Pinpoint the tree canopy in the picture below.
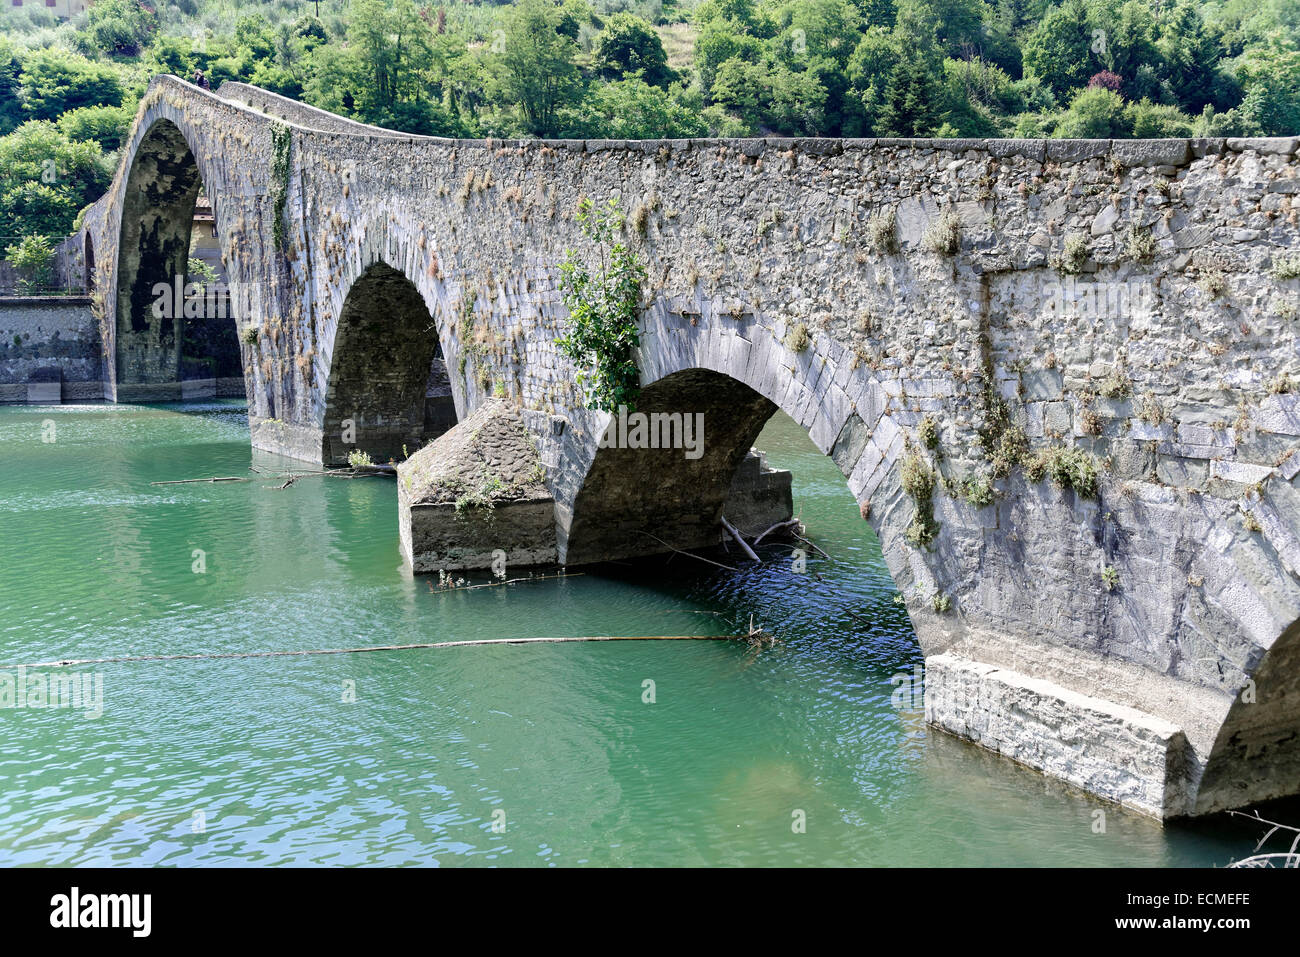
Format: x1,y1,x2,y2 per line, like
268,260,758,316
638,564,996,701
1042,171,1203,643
0,0,1296,243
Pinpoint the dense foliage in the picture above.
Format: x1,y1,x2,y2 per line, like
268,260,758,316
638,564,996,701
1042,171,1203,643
0,0,1298,243
556,198,646,413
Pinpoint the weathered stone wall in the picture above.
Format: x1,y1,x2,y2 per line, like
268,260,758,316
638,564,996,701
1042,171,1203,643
74,75,1300,817
0,298,102,402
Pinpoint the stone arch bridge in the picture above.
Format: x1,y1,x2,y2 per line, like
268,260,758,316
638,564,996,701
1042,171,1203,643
66,75,1300,821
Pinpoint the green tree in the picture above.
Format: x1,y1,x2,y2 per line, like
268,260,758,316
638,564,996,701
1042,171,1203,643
146,36,198,78
846,26,903,134
1093,0,1159,89
0,121,112,238
778,0,862,68
294,16,330,48
77,0,158,58
1156,0,1222,112
1234,31,1300,135
557,198,646,413
234,14,276,62
1054,85,1128,137
903,0,988,58
1126,98,1194,137
878,55,943,136
18,49,124,121
582,78,706,138
57,105,132,153
491,0,585,137
347,0,435,113
4,235,57,294
710,58,767,126
594,13,677,89
943,56,1018,136
0,39,22,136
1,183,77,239
1022,0,1096,97
695,22,765,95
765,64,830,135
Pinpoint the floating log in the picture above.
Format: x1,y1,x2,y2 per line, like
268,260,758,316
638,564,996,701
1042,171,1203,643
150,476,249,486
2,634,748,670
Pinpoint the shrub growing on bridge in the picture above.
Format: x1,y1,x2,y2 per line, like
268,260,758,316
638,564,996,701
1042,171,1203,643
901,450,939,549
556,197,645,414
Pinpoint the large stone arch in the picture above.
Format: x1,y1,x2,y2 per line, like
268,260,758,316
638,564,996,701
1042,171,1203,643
319,260,454,466
113,115,234,399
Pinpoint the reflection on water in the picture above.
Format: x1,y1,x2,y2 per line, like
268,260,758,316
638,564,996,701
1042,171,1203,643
0,401,1284,865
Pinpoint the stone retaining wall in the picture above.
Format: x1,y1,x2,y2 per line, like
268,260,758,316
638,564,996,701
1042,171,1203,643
0,297,101,402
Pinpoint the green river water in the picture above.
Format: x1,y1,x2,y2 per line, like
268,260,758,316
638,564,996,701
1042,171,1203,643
0,400,1270,866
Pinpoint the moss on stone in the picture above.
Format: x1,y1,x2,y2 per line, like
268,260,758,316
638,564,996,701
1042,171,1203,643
901,450,940,548
269,124,292,251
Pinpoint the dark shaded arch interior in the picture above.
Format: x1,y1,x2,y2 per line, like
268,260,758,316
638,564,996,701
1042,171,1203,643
562,368,778,566
322,262,449,466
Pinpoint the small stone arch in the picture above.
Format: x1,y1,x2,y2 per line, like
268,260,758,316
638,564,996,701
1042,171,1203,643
561,367,781,565
320,260,455,466
83,233,95,294
557,340,933,635
1193,618,1300,814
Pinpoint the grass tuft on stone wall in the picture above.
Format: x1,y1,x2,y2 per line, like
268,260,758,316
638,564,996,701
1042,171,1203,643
922,211,961,255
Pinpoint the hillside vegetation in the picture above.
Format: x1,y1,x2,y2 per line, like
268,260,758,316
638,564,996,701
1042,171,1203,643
0,0,1298,245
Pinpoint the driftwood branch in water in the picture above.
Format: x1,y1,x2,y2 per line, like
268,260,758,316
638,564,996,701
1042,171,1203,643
3,634,746,670
429,571,585,592
719,514,760,563
635,531,738,572
151,476,249,486
753,517,801,546
793,531,833,562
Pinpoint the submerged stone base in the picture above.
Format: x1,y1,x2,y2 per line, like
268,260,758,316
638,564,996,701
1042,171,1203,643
0,381,91,403
250,415,327,464
401,497,557,573
925,653,1194,818
723,450,794,537
398,398,557,573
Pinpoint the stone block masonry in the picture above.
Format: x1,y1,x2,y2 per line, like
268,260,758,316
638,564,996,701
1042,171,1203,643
398,399,557,572
0,298,101,403
69,74,1300,818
